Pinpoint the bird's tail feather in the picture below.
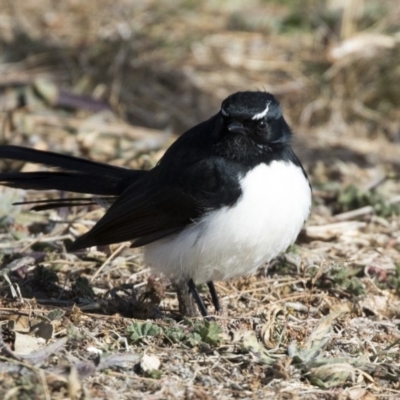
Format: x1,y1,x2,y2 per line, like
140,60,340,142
0,145,145,196
12,197,107,211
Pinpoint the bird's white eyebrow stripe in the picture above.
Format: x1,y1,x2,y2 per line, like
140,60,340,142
252,101,271,120
221,108,228,116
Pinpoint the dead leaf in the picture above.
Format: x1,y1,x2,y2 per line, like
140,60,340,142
346,388,377,400
30,320,54,340
241,331,275,365
7,315,31,333
293,305,350,365
260,304,286,349
308,363,355,388
14,332,46,354
18,337,68,364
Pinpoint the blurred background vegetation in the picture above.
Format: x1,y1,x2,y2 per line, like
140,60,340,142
0,0,399,135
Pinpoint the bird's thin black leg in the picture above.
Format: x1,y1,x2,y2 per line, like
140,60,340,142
207,281,222,312
187,279,208,317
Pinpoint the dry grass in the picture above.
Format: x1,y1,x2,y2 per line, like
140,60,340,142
1,0,400,399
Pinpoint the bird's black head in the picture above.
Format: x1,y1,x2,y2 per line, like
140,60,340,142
219,91,292,151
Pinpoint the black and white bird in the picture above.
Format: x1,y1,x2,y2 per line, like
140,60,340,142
0,91,312,317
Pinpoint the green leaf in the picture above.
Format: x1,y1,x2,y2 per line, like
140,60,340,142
185,332,202,347
336,184,400,217
342,277,365,296
193,320,223,346
126,321,161,343
164,326,186,343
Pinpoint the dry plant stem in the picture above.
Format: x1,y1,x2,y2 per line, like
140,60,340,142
175,281,199,318
333,206,374,221
90,243,127,282
332,195,400,222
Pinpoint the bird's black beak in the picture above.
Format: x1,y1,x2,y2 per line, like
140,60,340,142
228,121,247,135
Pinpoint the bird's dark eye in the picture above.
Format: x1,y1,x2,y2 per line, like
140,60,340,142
257,120,268,131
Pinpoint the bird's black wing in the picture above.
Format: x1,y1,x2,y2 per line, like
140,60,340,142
69,156,243,250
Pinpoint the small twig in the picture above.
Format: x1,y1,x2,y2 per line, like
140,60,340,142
333,205,374,221
332,194,400,222
304,221,366,240
364,174,387,191
90,243,127,282
128,268,151,282
380,338,400,353
2,273,19,300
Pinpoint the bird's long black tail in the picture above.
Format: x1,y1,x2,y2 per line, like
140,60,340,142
0,145,146,208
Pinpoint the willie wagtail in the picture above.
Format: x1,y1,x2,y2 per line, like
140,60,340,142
0,91,312,317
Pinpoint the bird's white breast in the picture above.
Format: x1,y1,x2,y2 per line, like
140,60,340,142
144,161,311,283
